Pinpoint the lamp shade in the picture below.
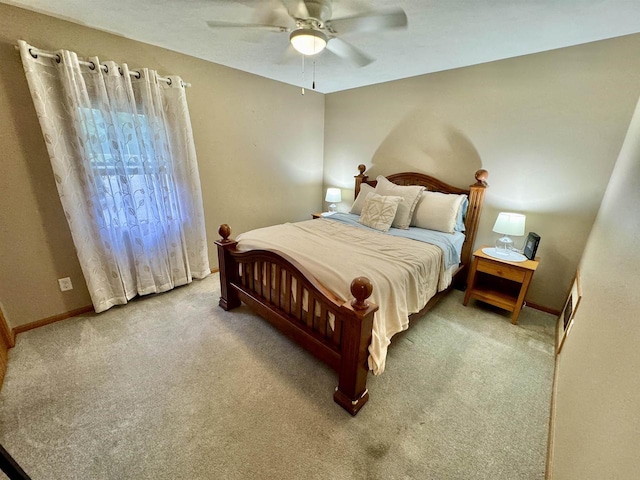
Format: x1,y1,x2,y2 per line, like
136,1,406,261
325,188,342,203
492,212,526,236
290,29,328,55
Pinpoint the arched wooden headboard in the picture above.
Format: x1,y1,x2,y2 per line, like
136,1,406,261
353,164,488,272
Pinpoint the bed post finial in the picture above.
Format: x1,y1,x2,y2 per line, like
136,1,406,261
350,276,373,310
219,224,232,242
354,165,368,200
474,169,489,187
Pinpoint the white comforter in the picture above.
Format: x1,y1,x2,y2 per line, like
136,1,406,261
236,218,446,375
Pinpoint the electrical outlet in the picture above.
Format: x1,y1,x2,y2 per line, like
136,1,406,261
58,277,73,292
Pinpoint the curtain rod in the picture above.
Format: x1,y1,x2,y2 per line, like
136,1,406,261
14,45,191,88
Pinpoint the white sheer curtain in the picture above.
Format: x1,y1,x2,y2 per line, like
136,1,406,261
19,40,210,313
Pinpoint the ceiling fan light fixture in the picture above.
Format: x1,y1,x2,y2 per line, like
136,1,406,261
290,28,328,56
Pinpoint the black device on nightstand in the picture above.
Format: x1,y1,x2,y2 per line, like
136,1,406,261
523,232,541,260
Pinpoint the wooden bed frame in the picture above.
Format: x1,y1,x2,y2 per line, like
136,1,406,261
215,165,488,415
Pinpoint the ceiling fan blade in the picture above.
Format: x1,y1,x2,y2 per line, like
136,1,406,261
253,0,297,28
326,8,408,35
325,37,373,67
280,0,310,19
206,20,290,32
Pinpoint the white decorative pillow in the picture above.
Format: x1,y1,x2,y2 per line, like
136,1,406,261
349,183,375,215
374,176,424,229
359,193,403,232
411,191,465,233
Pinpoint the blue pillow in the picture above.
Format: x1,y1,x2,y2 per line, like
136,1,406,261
454,196,469,232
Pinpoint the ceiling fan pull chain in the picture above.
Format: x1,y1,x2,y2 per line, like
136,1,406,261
312,58,316,90
301,54,305,95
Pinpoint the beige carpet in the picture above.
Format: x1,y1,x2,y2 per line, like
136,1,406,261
0,274,555,479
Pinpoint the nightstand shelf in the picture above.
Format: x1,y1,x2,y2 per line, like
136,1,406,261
468,284,520,311
463,247,539,324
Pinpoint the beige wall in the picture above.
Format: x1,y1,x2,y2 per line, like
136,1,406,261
324,35,640,310
550,90,640,479
0,4,325,328
1,4,639,323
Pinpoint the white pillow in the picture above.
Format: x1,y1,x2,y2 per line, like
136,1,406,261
412,191,465,233
374,176,424,229
350,183,375,215
359,193,403,232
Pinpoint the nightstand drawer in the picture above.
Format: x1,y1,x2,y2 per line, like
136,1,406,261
477,259,526,282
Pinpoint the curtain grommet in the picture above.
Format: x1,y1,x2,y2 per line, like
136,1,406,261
29,48,38,59
167,77,172,86
89,61,96,71
55,54,61,64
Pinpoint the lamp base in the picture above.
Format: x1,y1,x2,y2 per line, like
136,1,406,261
482,247,527,262
328,203,337,213
495,235,514,252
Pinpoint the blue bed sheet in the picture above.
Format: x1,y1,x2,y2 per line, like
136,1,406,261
321,212,464,270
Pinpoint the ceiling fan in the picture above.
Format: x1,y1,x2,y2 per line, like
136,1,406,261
206,0,408,67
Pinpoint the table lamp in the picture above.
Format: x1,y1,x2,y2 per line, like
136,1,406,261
484,212,527,261
325,188,342,213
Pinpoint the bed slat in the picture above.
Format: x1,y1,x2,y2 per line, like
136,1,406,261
275,265,282,307
284,271,292,315
305,292,314,329
295,280,303,322
318,304,328,337
266,262,272,302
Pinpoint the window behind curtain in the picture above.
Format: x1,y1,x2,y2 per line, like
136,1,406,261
80,107,178,231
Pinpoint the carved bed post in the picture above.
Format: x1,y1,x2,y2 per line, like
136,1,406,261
333,277,378,416
215,224,241,311
459,170,488,284
354,164,368,199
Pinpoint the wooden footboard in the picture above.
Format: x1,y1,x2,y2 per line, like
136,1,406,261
214,166,488,415
215,224,378,415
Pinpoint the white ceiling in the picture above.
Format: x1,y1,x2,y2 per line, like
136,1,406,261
5,0,640,93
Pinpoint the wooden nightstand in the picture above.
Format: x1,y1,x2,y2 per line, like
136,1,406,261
312,212,338,219
463,247,539,324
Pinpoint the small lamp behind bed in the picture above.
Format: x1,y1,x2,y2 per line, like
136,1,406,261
325,188,342,213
